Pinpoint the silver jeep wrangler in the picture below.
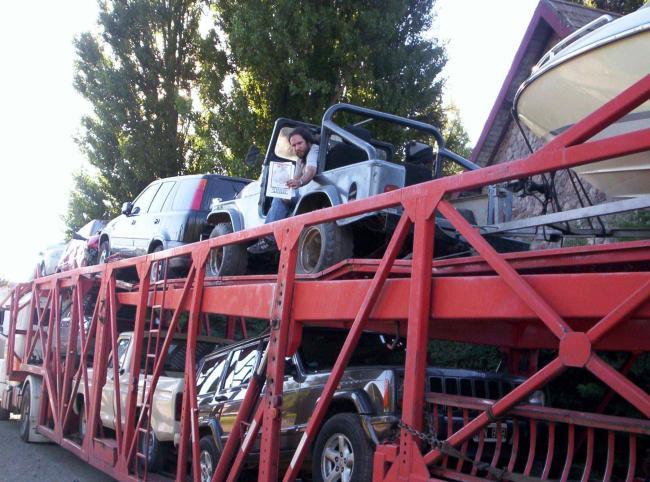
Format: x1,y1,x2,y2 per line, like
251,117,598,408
205,103,481,276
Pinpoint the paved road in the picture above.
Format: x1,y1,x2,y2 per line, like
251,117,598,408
0,416,113,482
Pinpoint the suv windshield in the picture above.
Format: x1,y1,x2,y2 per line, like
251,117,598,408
298,329,405,372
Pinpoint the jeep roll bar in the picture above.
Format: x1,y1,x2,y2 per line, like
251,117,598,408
320,103,480,178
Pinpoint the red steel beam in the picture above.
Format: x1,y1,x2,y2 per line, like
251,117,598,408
258,224,302,482
283,212,412,482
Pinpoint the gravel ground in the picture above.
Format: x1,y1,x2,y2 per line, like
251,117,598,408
0,416,113,482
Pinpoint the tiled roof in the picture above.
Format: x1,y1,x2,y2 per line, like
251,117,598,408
470,0,620,167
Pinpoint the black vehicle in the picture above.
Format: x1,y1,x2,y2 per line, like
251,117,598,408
194,328,543,482
99,174,250,271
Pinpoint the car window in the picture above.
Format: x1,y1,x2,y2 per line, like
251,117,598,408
148,181,175,214
298,329,405,373
197,355,228,395
222,345,258,390
132,183,160,215
108,337,131,370
201,179,249,210
171,179,202,211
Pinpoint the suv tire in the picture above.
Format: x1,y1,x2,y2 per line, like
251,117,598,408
312,413,373,482
207,223,248,277
297,223,353,274
198,435,219,482
99,240,110,264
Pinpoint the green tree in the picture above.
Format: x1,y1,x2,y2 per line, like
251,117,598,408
570,0,647,14
66,0,221,233
201,0,448,174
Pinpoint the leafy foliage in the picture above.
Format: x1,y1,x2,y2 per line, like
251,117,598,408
68,0,474,232
569,0,647,14
202,0,448,174
67,0,221,232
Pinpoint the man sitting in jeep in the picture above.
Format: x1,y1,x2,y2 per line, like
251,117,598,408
248,127,319,254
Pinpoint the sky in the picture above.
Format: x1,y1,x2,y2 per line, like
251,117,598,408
0,0,538,282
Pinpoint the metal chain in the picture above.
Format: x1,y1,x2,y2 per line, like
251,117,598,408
395,412,537,482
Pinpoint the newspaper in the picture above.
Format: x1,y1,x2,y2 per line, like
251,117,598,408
266,161,295,199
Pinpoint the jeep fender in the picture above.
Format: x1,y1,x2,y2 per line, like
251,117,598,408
294,186,342,216
206,208,245,232
204,418,225,453
329,390,382,445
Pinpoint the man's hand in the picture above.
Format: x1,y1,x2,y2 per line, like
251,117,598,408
286,178,301,189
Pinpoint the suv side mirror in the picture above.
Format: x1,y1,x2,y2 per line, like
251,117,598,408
244,145,260,167
285,358,300,381
121,202,133,215
72,232,87,241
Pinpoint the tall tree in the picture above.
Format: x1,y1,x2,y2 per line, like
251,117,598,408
200,0,449,174
66,0,222,234
569,0,647,14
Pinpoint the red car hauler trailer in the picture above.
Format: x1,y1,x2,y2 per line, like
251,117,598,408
1,76,650,482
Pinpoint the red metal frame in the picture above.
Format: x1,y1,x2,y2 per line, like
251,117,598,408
2,75,649,481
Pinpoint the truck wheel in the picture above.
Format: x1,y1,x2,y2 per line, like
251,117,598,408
0,406,9,421
78,400,86,439
19,384,31,442
298,223,353,274
137,430,165,473
207,223,248,277
198,435,219,482
312,413,373,482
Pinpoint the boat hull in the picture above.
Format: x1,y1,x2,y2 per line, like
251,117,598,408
515,9,650,198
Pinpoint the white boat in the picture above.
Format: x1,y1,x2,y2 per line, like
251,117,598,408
514,5,650,198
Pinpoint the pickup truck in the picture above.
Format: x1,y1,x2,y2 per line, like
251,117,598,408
74,331,225,472
194,327,544,482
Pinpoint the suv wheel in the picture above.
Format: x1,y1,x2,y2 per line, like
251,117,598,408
99,240,110,264
207,223,248,276
198,435,219,482
298,223,353,274
312,413,372,482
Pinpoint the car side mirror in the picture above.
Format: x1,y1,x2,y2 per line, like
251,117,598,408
244,145,260,167
72,232,87,241
121,202,133,215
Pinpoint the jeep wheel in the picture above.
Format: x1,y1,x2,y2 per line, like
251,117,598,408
312,413,373,482
198,435,219,482
207,223,248,277
19,384,31,442
297,223,353,274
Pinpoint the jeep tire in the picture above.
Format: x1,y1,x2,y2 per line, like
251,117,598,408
312,413,373,482
207,222,248,277
297,223,353,274
199,435,220,482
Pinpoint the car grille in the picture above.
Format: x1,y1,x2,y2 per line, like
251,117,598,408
429,376,516,400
